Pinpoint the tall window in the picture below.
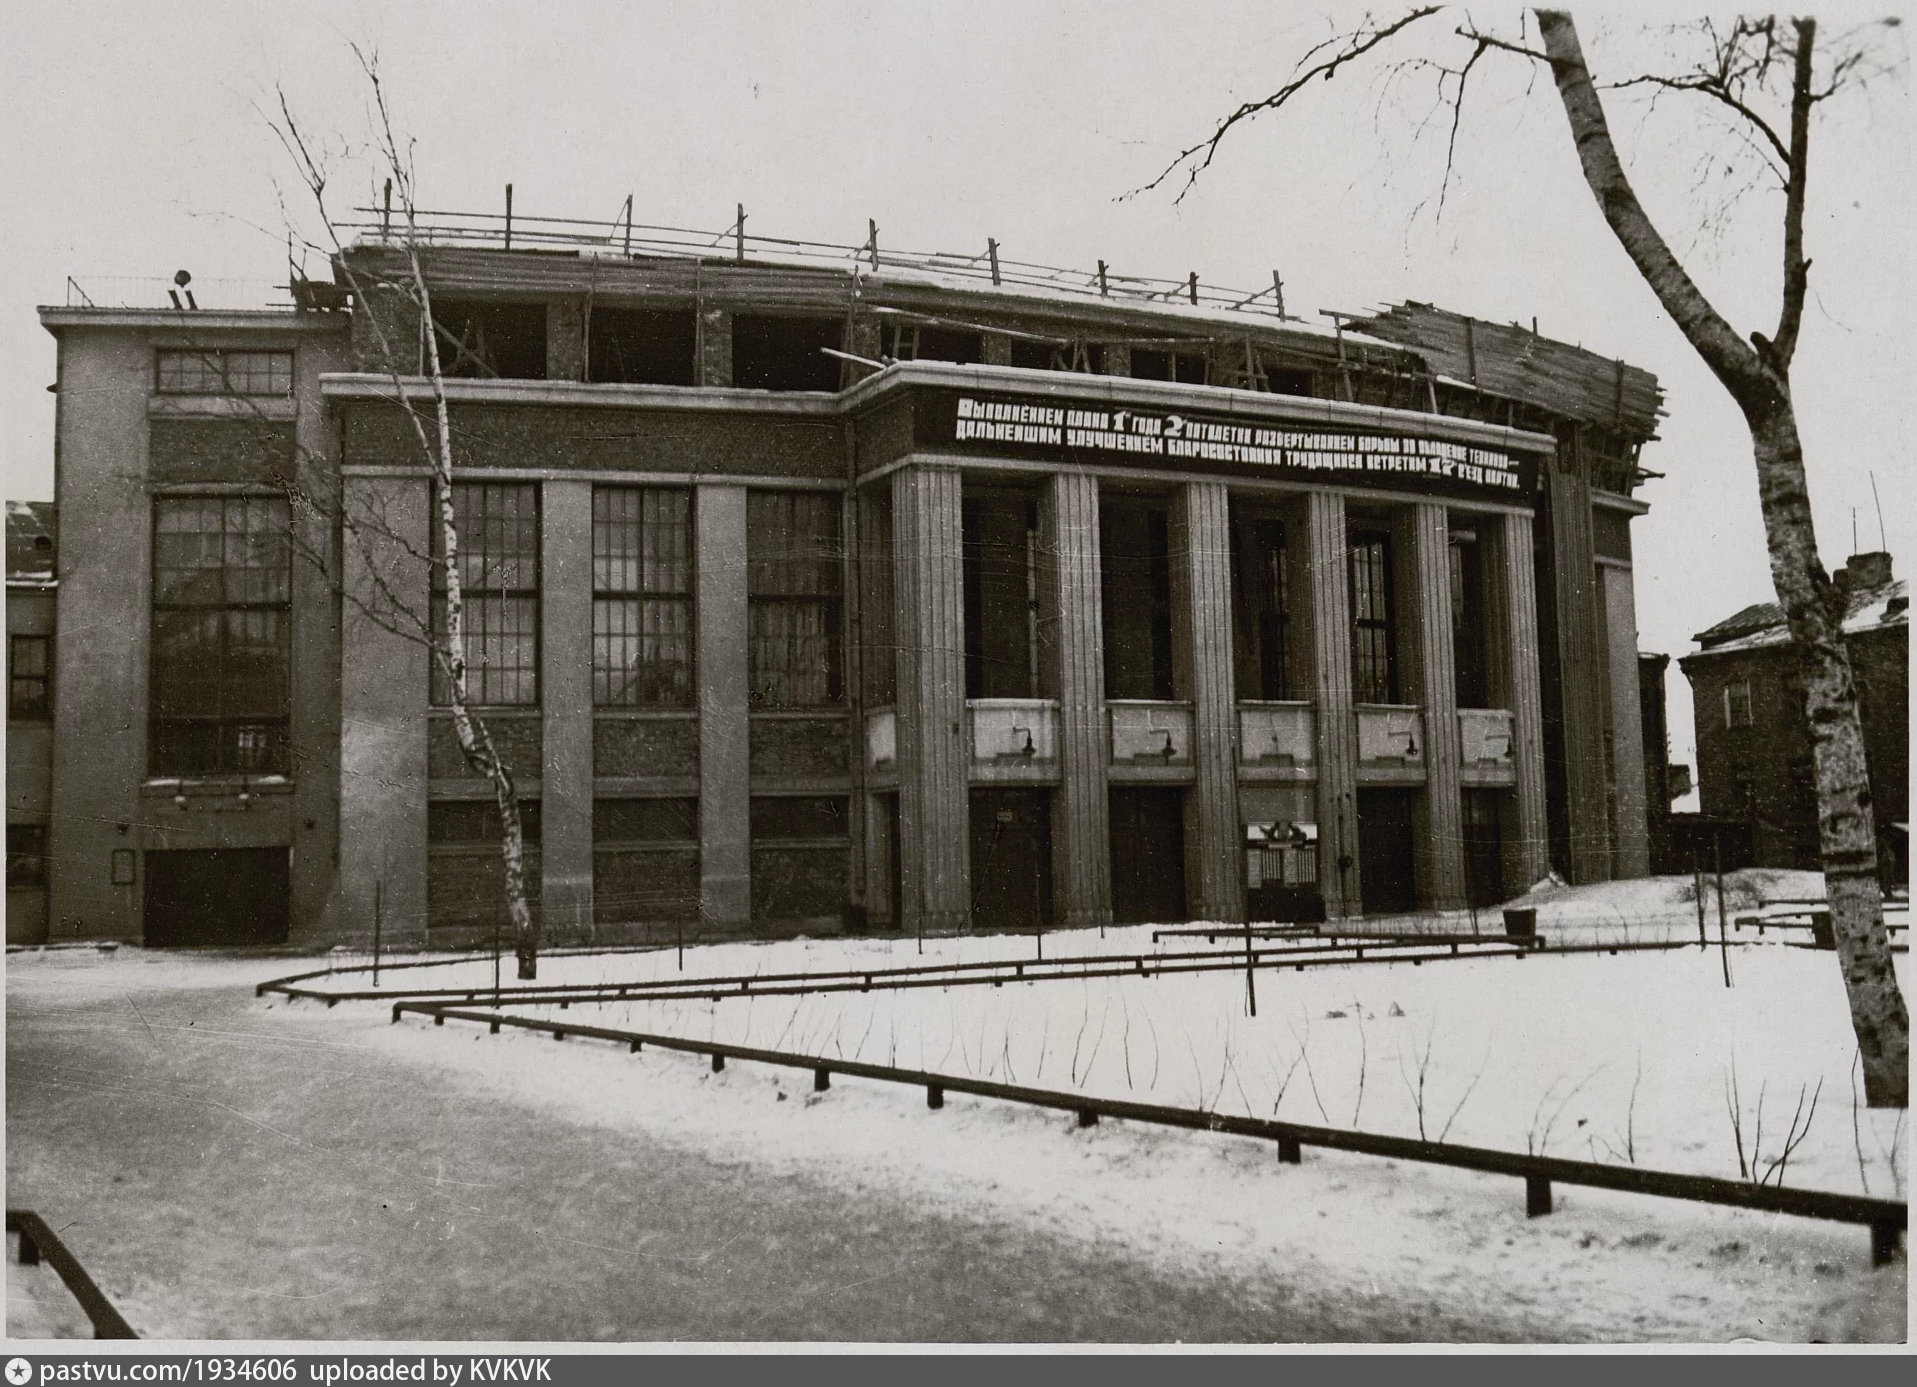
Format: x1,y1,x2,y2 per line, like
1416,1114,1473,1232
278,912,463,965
593,487,692,705
1232,516,1291,700
155,350,293,396
150,496,290,775
432,483,539,706
9,635,49,720
1724,679,1754,729
1349,530,1398,704
1449,535,1489,707
747,491,843,706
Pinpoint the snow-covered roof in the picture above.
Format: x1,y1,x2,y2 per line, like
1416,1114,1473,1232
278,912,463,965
1690,554,1906,656
6,499,55,582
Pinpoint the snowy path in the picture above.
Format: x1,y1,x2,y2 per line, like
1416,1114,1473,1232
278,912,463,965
7,946,1904,1342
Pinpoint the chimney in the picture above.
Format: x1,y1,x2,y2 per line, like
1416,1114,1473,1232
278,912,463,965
1841,552,1893,591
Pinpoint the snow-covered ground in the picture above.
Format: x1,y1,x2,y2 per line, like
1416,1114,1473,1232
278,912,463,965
279,874,1908,1201
11,872,1908,1342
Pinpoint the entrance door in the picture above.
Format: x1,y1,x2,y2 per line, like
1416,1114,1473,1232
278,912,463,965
144,848,290,947
1355,788,1417,916
1462,789,1506,908
968,789,1052,931
1109,787,1187,925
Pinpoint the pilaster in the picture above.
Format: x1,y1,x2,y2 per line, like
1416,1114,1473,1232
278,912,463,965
695,485,751,930
1301,490,1360,917
541,480,594,940
1402,502,1465,909
893,466,970,933
336,474,431,945
1487,510,1550,888
1040,471,1111,929
1170,481,1242,923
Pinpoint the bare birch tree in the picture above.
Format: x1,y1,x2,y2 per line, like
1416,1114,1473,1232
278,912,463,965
1145,9,1907,1105
269,53,541,979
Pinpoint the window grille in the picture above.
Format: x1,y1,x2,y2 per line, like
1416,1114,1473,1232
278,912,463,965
149,496,290,775
431,483,540,707
592,487,692,706
155,350,294,396
1349,531,1398,704
9,634,49,720
747,491,843,706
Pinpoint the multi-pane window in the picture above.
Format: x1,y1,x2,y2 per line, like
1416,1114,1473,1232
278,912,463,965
1234,518,1290,700
155,350,294,396
150,497,291,776
1349,531,1398,704
593,487,692,706
432,483,539,706
747,491,843,706
9,635,49,720
1724,679,1755,729
1449,535,1489,707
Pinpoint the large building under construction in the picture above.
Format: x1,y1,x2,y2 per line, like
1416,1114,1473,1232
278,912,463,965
21,212,1663,947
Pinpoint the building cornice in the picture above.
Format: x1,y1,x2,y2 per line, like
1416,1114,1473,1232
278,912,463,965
39,308,347,334
318,373,843,417
840,360,1563,456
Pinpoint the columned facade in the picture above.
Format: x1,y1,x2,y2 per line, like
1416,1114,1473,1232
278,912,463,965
695,485,751,930
1301,490,1360,918
1403,501,1465,910
892,465,969,933
1040,470,1112,930
540,480,595,939
1486,510,1551,887
1170,481,1242,923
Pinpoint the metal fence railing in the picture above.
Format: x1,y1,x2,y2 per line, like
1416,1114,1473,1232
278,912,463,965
7,1209,138,1338
390,1005,1908,1268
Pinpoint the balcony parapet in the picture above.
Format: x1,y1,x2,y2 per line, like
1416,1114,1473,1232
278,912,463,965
969,699,1060,783
1238,701,1315,781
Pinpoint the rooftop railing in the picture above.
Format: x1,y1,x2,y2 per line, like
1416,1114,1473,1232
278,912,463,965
343,198,1299,323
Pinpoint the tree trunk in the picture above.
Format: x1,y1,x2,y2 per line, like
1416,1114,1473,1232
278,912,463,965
410,247,541,981
1535,9,1906,1104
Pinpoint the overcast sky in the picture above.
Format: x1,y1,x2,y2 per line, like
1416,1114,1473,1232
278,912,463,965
3,1,1910,787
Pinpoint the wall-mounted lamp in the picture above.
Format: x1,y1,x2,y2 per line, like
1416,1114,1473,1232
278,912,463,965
172,793,188,810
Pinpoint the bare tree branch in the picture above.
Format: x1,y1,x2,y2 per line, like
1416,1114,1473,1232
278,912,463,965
1132,7,1444,202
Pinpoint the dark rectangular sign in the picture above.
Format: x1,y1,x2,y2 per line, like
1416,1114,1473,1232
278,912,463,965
917,388,1535,499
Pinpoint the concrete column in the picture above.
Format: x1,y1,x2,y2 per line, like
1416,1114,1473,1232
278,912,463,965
1486,510,1550,888
893,466,969,933
698,306,732,387
547,300,587,382
1099,343,1132,377
1401,502,1465,909
1547,464,1612,880
982,334,1013,368
1170,481,1242,923
1040,471,1111,929
541,480,594,940
1601,563,1651,877
1300,490,1360,918
696,485,751,930
337,475,431,945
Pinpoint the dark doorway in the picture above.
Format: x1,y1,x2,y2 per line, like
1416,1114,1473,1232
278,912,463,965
1463,789,1506,908
144,848,290,947
969,789,1052,932
1109,788,1187,925
1356,788,1417,916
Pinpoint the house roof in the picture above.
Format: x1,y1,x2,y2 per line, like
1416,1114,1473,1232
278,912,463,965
6,500,55,584
1689,554,1907,656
